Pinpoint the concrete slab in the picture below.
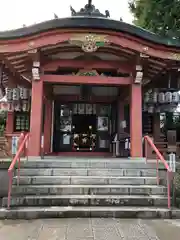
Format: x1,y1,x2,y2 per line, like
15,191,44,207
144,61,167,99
0,218,180,239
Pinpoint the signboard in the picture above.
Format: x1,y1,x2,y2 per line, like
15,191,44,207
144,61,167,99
11,136,19,155
169,153,176,172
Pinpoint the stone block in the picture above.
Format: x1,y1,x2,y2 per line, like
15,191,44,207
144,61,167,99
32,176,70,185
70,177,108,185
18,168,52,176
52,168,87,176
110,187,129,195
123,169,141,176
90,187,111,195
108,177,144,185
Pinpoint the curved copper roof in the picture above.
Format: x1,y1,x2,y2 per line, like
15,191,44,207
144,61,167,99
0,17,179,48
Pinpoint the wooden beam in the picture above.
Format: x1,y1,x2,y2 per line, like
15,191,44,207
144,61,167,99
41,74,132,85
0,55,30,87
0,31,178,61
42,59,133,73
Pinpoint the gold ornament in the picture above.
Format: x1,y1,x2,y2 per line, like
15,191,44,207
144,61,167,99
69,34,110,53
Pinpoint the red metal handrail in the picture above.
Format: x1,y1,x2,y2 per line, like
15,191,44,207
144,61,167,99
7,132,29,209
144,135,172,209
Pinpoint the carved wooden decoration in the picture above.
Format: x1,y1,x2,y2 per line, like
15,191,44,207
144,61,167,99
69,34,110,53
76,69,99,76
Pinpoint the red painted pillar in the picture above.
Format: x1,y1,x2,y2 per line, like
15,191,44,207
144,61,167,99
6,112,14,134
130,84,143,157
28,80,43,156
44,99,52,154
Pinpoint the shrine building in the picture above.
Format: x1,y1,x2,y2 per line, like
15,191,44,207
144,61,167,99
1,1,180,159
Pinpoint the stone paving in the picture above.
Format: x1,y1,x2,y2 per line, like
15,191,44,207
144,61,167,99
0,218,180,240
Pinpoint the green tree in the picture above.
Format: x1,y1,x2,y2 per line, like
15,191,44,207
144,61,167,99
129,0,180,39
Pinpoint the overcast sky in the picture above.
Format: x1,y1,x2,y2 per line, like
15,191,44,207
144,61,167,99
0,0,133,31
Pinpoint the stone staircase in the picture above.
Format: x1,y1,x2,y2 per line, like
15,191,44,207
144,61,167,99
0,157,179,219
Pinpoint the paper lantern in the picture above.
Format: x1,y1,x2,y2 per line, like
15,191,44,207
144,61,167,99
152,91,158,103
6,88,13,101
14,103,21,111
22,100,29,112
12,88,20,101
144,92,150,103
172,91,179,103
19,87,29,100
158,92,165,103
165,91,172,103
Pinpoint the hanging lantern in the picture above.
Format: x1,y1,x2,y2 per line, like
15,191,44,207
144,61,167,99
158,92,165,103
172,91,179,103
144,92,151,103
152,91,158,103
22,100,29,112
14,103,21,111
165,91,172,103
12,88,20,101
19,87,29,100
6,88,13,102
7,102,14,112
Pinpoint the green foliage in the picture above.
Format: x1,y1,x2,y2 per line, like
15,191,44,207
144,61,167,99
129,0,180,39
0,110,7,136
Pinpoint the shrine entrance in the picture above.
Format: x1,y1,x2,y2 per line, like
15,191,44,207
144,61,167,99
53,101,113,153
72,114,96,151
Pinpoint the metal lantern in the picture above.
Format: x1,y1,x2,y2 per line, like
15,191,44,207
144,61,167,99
172,91,179,103
165,91,172,103
12,88,20,101
6,88,13,102
158,92,165,103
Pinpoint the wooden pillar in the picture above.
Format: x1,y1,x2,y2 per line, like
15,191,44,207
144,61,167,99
28,80,43,156
44,99,52,154
130,84,143,157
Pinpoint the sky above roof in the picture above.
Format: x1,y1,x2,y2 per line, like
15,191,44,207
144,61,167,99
0,0,133,31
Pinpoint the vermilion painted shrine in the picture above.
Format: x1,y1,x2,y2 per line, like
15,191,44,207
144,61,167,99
1,1,180,158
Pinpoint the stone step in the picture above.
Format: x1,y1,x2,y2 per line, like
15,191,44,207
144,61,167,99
11,184,166,195
18,168,157,177
20,159,164,169
2,194,169,208
13,176,158,185
0,206,179,219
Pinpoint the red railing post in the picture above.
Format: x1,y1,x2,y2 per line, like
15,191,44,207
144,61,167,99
156,156,160,185
145,140,148,162
144,135,172,209
7,133,29,209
